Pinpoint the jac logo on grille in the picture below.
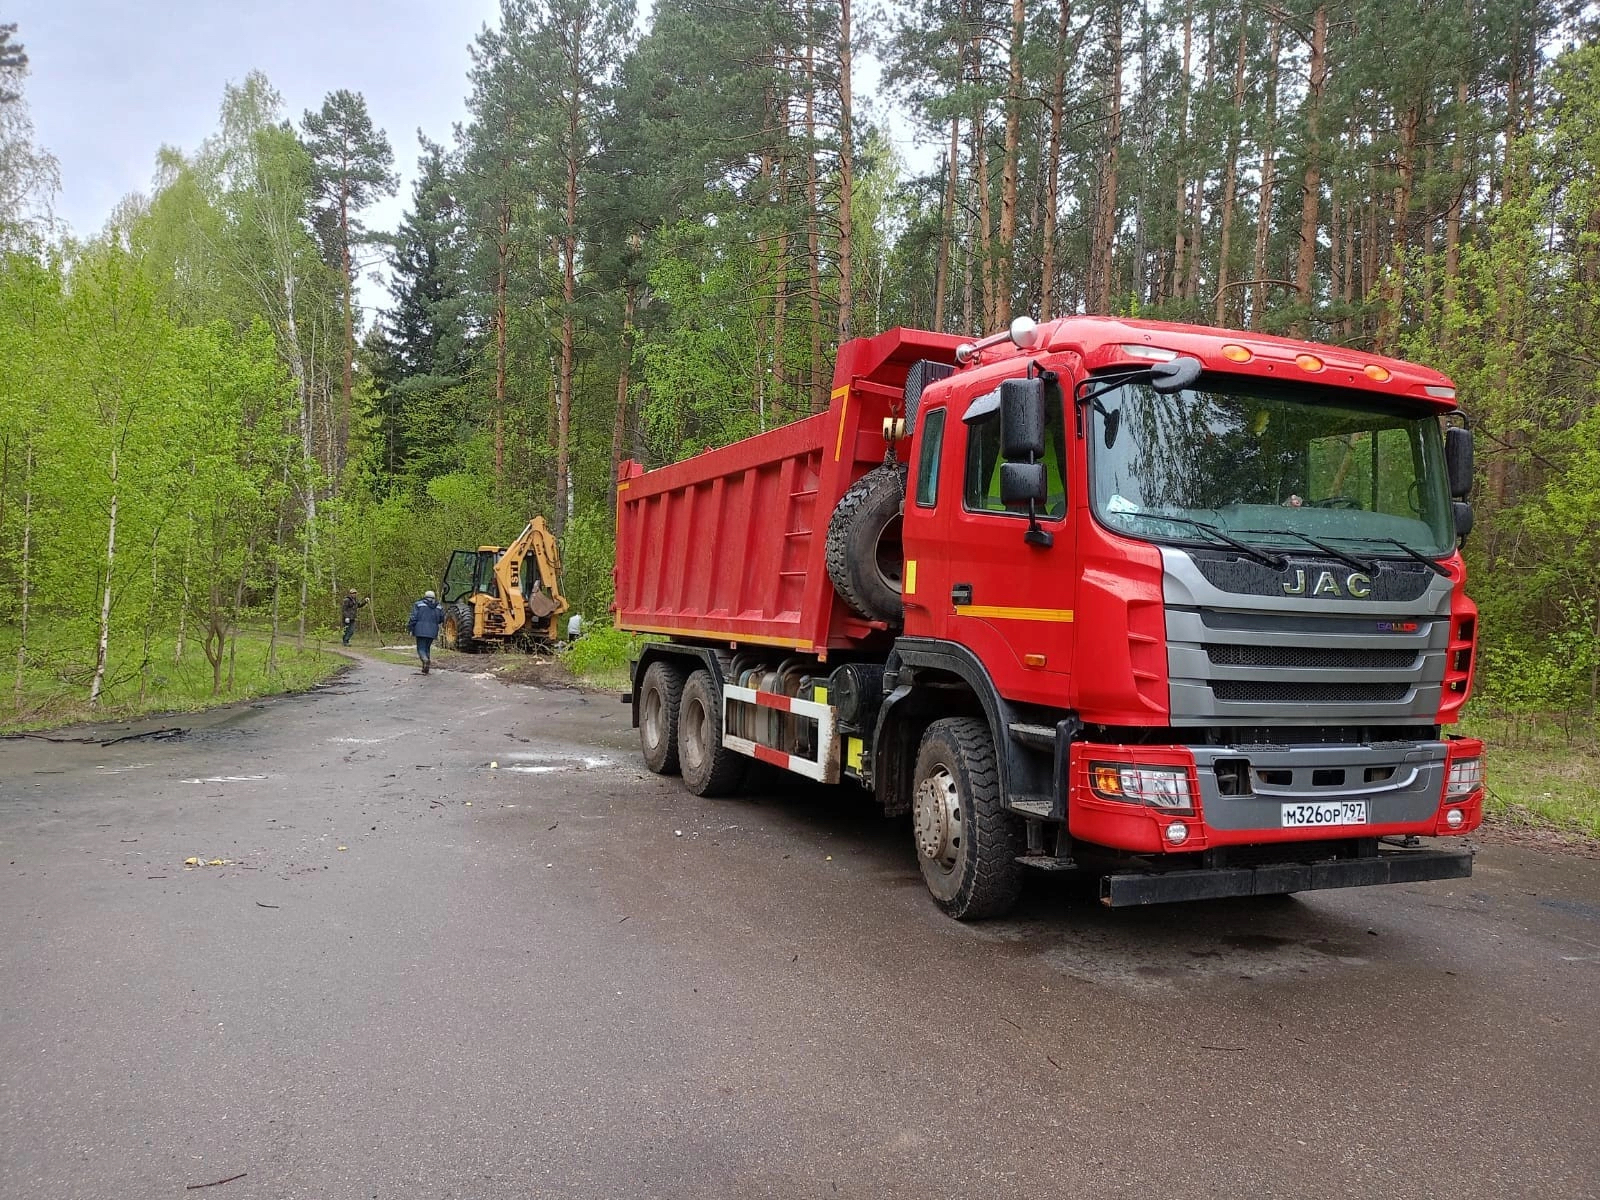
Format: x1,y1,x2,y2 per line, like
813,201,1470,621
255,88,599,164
1376,621,1419,633
1281,568,1373,598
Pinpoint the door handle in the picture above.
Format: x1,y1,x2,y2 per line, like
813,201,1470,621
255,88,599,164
951,583,973,605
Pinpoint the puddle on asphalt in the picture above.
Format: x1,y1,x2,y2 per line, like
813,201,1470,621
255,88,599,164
182,775,270,784
489,752,617,774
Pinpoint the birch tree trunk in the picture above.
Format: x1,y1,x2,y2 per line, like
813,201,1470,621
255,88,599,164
89,448,119,707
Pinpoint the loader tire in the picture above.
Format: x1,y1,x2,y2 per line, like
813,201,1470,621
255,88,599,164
677,669,746,797
638,659,686,775
825,465,906,624
442,601,478,653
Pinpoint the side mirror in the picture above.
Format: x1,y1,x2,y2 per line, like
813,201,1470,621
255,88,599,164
1151,356,1203,393
1453,500,1474,540
1000,462,1048,511
1000,378,1046,459
1445,426,1474,499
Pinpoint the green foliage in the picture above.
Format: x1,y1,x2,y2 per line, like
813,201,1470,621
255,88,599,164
557,622,645,688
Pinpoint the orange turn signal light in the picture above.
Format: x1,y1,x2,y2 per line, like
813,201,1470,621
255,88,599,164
1221,344,1253,363
1023,653,1047,669
1295,353,1325,372
1364,364,1391,382
1092,765,1124,795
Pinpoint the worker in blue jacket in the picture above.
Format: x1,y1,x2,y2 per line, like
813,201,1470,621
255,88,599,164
406,590,445,674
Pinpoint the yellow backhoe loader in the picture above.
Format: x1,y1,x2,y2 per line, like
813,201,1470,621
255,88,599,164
437,517,570,652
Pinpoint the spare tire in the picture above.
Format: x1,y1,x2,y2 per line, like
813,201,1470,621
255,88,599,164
826,466,906,624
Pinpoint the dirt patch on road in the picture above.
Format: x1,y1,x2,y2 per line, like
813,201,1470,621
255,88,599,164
429,651,583,690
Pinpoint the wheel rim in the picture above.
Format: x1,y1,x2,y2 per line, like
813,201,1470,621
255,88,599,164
681,694,708,772
641,684,664,749
873,514,904,594
443,616,458,647
914,765,964,893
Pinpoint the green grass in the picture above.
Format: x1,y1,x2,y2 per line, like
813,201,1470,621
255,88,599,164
1462,714,1600,839
0,628,346,734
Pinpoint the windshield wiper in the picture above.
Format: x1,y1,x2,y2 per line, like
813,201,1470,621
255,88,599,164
1234,528,1375,574
1138,515,1288,570
1324,534,1451,578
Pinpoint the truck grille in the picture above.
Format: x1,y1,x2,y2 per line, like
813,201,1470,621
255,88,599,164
1163,547,1453,725
1210,681,1411,705
1206,645,1418,671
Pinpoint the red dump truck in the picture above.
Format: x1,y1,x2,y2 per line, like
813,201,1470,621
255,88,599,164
614,316,1483,919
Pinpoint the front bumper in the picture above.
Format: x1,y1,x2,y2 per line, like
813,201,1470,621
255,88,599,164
1100,846,1473,906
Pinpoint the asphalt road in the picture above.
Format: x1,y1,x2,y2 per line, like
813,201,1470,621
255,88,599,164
2,653,1598,1200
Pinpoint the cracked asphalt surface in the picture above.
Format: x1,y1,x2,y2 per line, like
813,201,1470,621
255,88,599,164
2,653,1598,1199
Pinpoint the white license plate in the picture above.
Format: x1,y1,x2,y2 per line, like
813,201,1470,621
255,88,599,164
1280,800,1368,828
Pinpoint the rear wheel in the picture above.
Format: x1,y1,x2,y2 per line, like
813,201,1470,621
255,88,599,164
638,659,686,775
677,670,746,797
912,717,1025,920
441,601,478,653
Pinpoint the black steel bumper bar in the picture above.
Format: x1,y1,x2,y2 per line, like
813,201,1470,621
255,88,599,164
1100,848,1473,907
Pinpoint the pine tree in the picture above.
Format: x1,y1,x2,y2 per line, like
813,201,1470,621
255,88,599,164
301,90,398,440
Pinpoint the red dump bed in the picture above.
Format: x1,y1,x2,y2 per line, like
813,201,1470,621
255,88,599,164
614,327,966,656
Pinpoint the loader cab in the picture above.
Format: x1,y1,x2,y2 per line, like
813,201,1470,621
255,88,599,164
442,548,497,603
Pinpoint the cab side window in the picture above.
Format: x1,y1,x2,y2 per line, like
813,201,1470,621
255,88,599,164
962,397,1068,517
915,409,947,507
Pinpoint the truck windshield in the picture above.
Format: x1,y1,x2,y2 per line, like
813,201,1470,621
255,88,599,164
1089,379,1455,559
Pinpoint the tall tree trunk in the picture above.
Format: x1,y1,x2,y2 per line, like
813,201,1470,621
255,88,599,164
556,20,581,540
836,0,855,343
1213,20,1248,325
1252,17,1281,329
13,441,32,714
1171,0,1193,305
1293,4,1328,338
1089,0,1124,315
934,116,960,331
804,34,825,411
1183,9,1214,307
1441,74,1468,345
611,284,637,499
494,197,510,496
340,178,354,446
972,45,997,329
1041,0,1071,320
997,0,1025,325
1376,99,1420,354
89,451,118,708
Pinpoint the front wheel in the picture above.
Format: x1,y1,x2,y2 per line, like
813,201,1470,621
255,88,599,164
441,601,478,652
912,717,1025,920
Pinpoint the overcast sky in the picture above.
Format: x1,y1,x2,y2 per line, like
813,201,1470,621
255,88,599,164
11,0,500,278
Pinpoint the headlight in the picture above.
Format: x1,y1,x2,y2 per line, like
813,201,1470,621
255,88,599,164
1446,756,1483,798
1090,763,1195,813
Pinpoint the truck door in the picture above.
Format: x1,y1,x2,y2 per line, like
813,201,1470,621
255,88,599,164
902,368,1078,705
